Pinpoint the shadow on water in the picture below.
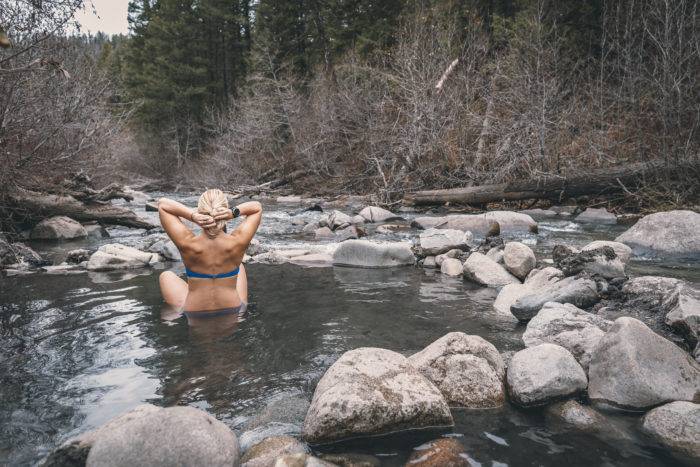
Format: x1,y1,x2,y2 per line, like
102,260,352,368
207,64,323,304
0,258,692,465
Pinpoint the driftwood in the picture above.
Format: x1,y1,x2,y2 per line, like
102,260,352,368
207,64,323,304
9,188,157,229
404,161,698,206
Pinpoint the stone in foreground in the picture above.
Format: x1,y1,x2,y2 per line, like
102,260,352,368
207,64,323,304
463,252,519,287
86,406,239,467
332,240,415,268
588,317,700,410
409,332,506,408
30,216,87,240
86,244,157,271
523,302,613,370
302,347,453,444
642,401,700,461
506,343,587,407
615,210,700,258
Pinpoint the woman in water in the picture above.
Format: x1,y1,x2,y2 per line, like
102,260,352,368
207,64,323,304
157,189,262,321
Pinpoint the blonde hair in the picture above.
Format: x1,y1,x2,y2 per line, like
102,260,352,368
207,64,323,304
197,189,229,238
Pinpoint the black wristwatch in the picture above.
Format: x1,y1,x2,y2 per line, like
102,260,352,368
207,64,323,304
232,207,240,218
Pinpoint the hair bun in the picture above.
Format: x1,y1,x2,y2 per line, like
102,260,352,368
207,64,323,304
197,189,229,238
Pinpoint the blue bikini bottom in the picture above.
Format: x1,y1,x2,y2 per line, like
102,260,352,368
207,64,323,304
183,302,247,319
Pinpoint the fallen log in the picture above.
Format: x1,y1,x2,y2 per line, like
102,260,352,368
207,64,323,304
403,161,699,206
9,188,157,229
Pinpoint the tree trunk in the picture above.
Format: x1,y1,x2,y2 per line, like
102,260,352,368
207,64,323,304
10,188,157,229
404,161,697,206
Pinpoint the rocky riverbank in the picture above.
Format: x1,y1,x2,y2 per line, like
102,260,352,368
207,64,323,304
3,191,699,466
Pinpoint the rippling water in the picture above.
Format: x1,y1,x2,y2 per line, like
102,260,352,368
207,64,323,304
0,199,696,465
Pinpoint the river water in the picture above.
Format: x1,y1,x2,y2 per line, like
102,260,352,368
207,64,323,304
0,195,697,466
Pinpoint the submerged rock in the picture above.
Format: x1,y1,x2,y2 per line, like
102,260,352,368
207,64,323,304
417,228,472,256
506,344,588,407
503,242,536,280
319,453,380,467
440,258,464,276
522,302,613,370
409,332,506,408
358,206,401,223
588,317,700,410
30,216,87,240
462,252,520,287
510,276,599,322
86,244,157,271
545,400,607,433
302,347,453,444
315,227,335,239
332,240,415,268
241,435,308,467
642,401,700,461
86,405,239,467
272,453,337,466
406,438,470,467
615,210,700,258
575,208,617,225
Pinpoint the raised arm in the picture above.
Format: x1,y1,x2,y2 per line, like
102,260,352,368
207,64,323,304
213,201,262,247
158,197,214,248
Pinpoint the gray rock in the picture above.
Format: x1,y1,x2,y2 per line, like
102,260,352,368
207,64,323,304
463,252,520,287
334,225,360,241
481,210,538,234
302,347,453,444
550,205,576,216
510,276,599,321
582,241,632,263
622,276,683,307
642,401,700,460
40,404,160,467
147,239,181,261
0,242,46,268
242,436,308,467
588,317,700,410
332,240,415,268
417,228,472,256
30,216,87,240
485,246,504,264
86,244,156,271
66,249,91,264
84,224,109,239
440,258,463,276
664,283,700,348
545,400,607,432
523,302,613,370
553,245,625,279
145,201,159,212
358,206,401,223
435,249,463,267
247,238,269,256
503,242,536,280
575,208,617,225
328,210,354,230
86,405,239,467
519,208,558,219
506,343,588,407
615,210,700,258
412,215,500,237
409,332,505,408
314,227,335,239
422,256,437,269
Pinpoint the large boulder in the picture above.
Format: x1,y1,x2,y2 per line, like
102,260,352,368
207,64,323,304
86,405,239,467
553,245,625,279
522,302,613,370
30,216,87,240
332,240,415,268
588,317,700,410
575,208,617,225
409,332,506,408
642,401,700,461
302,348,453,444
582,241,632,263
358,206,401,223
417,228,472,256
440,258,463,276
503,242,536,280
40,405,161,467
87,244,157,271
412,215,500,237
462,252,520,287
241,436,308,467
615,210,700,258
510,276,599,322
506,344,587,407
481,211,538,234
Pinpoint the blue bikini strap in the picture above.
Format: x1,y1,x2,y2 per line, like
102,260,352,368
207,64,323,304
185,267,239,279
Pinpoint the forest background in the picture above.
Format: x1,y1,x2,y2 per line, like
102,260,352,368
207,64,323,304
1,0,698,215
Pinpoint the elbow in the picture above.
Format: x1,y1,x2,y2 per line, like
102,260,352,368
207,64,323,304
253,201,263,213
